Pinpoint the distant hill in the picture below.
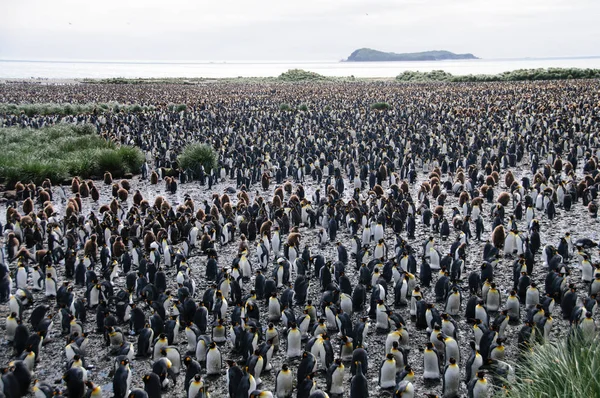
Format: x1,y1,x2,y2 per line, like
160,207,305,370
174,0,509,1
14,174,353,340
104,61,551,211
345,48,478,62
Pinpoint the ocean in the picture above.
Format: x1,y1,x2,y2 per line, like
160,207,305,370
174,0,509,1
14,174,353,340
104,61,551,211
1,57,600,80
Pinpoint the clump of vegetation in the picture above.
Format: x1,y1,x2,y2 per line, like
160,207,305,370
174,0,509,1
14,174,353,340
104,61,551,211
371,102,392,110
278,69,329,82
280,103,293,112
396,70,454,82
177,143,218,179
504,334,600,397
0,102,155,117
0,124,144,187
396,68,600,83
175,104,188,112
298,104,309,112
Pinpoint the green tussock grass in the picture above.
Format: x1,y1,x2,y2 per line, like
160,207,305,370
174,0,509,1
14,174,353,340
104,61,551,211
503,333,600,397
396,68,600,83
278,69,329,82
371,102,391,110
0,102,155,117
177,143,218,179
0,124,144,187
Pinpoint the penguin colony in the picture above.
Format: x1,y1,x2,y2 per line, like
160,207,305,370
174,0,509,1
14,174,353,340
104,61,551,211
0,80,599,398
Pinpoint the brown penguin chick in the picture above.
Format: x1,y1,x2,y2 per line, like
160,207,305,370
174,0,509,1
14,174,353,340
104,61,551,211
73,194,82,213
504,171,515,189
272,195,282,209
86,180,95,190
373,184,384,197
133,190,143,206
111,183,120,198
283,181,293,195
577,180,587,198
431,184,440,199
71,178,80,194
150,171,159,185
221,193,231,206
98,204,110,214
492,225,506,250
260,220,272,238
459,191,470,207
400,180,409,194
26,182,36,196
210,205,220,221
588,202,598,218
472,197,484,208
238,234,249,253
42,178,52,190
287,232,301,247
144,231,156,252
154,196,165,210
184,197,195,212
429,175,440,186
104,172,113,185
120,180,130,192
164,176,172,191
117,188,128,202
564,161,573,176
20,215,33,229
378,164,388,181
90,186,100,202
200,232,211,250
480,185,489,197
434,205,444,218
160,200,171,214
261,173,270,191
140,199,150,213
84,235,98,259
491,171,500,185
112,236,126,258
14,181,25,197
553,157,563,173
43,204,55,219
223,202,233,218
65,203,76,219
195,208,205,222
110,199,119,214
6,207,18,224
38,189,51,204
497,192,511,207
485,175,495,187
238,191,250,206
22,197,34,215
274,187,284,202
78,181,89,198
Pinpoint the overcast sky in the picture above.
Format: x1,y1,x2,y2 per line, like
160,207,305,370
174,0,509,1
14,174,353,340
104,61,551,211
1,0,598,62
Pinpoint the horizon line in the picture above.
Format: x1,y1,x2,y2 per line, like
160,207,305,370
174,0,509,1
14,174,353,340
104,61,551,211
2,55,600,65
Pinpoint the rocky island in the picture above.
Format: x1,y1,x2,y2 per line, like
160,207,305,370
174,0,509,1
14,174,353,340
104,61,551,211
345,48,478,62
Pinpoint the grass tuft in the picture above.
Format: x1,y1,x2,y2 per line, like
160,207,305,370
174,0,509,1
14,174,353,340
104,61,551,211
0,124,144,187
178,143,218,179
371,102,391,110
502,333,600,397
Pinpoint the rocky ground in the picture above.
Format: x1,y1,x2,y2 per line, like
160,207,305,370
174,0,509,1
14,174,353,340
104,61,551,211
0,155,598,398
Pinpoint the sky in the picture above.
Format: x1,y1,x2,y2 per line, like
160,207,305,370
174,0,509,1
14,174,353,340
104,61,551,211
1,0,598,62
